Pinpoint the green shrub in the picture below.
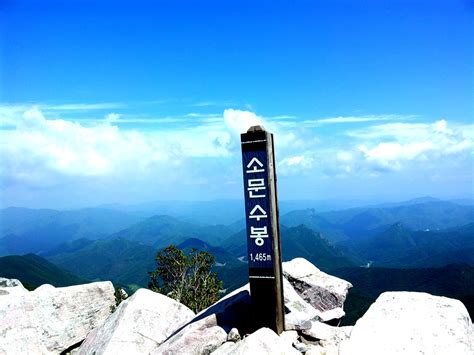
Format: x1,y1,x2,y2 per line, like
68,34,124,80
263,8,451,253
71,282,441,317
148,245,222,313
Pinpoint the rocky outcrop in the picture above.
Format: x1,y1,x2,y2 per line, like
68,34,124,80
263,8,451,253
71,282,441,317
212,327,300,355
78,288,195,354
340,292,474,354
0,281,114,354
151,314,227,354
3,258,472,355
0,277,28,296
283,258,352,323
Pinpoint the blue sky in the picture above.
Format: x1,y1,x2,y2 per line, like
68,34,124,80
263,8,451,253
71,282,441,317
0,0,472,208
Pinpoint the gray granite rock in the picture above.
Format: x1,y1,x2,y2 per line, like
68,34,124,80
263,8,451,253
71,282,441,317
0,277,28,297
0,281,115,354
227,328,241,342
212,327,299,355
151,314,227,355
78,288,195,354
283,258,352,320
340,292,474,355
303,321,352,343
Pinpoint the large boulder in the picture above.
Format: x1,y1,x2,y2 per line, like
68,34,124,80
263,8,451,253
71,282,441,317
282,258,352,322
151,284,253,354
340,292,474,354
0,281,115,354
78,288,195,354
0,277,28,297
151,314,227,355
283,278,345,330
212,327,300,355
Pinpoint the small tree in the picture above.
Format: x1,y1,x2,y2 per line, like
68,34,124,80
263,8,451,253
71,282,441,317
148,245,222,313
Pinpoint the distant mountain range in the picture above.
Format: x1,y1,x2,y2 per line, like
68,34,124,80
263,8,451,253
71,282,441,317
1,197,473,308
111,215,236,248
45,238,156,291
0,207,142,256
340,222,474,268
281,200,474,242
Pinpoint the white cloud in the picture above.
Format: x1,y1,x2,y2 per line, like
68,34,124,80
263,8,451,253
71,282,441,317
223,109,264,135
346,119,473,172
1,104,472,206
315,114,416,124
0,108,177,187
43,103,125,111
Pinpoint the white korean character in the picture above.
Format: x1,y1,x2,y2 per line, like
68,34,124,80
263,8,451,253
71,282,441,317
247,178,266,198
250,226,268,246
246,157,265,174
249,204,267,222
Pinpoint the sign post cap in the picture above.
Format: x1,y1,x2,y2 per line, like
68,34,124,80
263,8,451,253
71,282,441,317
247,125,266,133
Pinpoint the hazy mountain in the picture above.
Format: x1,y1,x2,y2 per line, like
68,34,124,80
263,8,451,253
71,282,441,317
0,207,143,256
46,237,157,290
99,200,246,225
0,254,88,289
98,199,373,226
321,201,474,235
46,236,247,293
281,225,357,270
111,215,235,248
342,222,474,268
221,225,358,272
282,201,474,242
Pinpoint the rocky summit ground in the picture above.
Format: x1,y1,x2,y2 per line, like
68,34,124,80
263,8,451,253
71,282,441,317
1,257,473,354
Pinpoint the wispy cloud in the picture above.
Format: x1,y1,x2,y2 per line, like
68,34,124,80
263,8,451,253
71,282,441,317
310,114,417,125
43,103,126,111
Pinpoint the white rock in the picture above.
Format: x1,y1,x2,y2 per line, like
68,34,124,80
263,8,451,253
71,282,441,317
340,292,474,355
151,314,227,354
78,288,195,354
0,277,23,288
0,277,28,297
212,327,300,355
293,341,309,353
212,341,237,354
284,278,318,330
283,258,351,296
283,258,352,320
305,344,326,355
0,281,115,354
227,328,241,342
303,321,352,344
279,330,299,344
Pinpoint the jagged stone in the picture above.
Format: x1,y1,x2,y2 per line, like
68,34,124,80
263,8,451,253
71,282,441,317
0,277,28,296
212,327,300,355
340,292,474,355
283,277,319,330
0,281,114,354
195,283,252,331
293,341,309,353
151,314,227,355
78,288,195,354
283,258,351,322
302,321,352,343
227,328,241,342
0,277,23,288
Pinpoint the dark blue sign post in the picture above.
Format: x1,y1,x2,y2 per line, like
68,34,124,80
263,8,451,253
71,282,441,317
241,125,284,334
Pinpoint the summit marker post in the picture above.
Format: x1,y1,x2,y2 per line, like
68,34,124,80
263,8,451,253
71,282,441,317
240,125,285,334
